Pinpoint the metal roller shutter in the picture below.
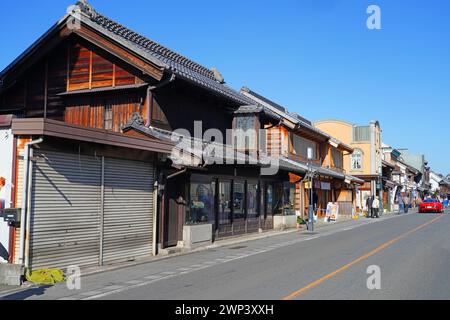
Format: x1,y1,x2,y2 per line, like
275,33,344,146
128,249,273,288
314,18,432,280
102,157,154,264
29,150,102,270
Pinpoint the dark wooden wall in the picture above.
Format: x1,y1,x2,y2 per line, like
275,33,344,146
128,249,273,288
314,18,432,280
0,35,145,127
1,34,239,136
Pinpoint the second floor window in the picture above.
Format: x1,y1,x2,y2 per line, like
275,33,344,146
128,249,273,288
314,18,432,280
291,134,317,160
332,148,343,169
235,116,257,150
104,105,113,130
351,149,363,170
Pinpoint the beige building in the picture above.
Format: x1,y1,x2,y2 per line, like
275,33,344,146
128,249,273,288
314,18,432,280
314,120,383,212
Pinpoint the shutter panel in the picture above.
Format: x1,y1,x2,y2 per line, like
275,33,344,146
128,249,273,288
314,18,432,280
102,157,154,264
29,150,102,269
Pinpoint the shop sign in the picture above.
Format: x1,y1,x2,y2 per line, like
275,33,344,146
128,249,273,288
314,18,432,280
321,182,331,190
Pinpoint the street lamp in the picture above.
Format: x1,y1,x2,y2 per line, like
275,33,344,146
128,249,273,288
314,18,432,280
307,147,316,232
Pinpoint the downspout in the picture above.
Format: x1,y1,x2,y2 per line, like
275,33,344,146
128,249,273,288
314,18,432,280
19,137,43,267
152,180,158,256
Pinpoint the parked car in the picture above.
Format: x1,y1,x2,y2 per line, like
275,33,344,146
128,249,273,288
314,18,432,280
419,199,444,213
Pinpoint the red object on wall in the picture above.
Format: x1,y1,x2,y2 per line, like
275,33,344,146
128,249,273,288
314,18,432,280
0,176,5,188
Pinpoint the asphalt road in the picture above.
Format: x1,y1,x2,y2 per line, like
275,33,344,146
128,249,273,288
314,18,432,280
2,210,449,300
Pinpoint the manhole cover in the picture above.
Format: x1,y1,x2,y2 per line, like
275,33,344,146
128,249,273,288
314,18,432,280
229,246,247,250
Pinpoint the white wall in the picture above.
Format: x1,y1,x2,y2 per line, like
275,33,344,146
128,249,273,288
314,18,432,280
0,128,14,263
429,172,441,193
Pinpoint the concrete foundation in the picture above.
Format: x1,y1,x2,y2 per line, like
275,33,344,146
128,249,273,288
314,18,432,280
182,224,213,249
0,264,24,286
274,215,297,230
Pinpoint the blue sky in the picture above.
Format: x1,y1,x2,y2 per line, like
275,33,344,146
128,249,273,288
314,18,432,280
1,0,449,173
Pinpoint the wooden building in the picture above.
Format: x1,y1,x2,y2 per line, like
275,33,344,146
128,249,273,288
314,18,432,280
240,88,364,219
0,1,364,271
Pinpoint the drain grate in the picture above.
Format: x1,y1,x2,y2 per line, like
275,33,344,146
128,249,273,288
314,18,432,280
229,245,247,250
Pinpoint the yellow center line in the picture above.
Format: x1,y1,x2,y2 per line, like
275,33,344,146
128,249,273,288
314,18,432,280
282,215,444,300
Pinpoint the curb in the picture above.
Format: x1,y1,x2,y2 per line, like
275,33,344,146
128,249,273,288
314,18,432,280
78,216,361,277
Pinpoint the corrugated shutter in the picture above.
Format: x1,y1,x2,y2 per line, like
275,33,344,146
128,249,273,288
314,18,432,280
102,157,154,264
29,150,102,269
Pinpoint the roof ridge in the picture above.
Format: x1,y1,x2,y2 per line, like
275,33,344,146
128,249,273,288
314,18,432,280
76,1,217,81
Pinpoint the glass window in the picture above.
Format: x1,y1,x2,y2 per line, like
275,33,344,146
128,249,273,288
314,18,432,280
247,182,259,220
235,116,257,150
187,177,215,225
292,135,317,159
332,148,343,169
218,181,232,225
282,182,296,215
266,184,274,217
351,149,363,170
104,105,113,130
233,181,245,220
273,183,284,215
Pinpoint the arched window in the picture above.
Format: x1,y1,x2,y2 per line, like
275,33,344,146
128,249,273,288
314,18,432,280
351,149,363,171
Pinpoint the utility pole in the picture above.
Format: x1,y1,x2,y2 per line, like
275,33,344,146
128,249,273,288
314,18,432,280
307,147,315,232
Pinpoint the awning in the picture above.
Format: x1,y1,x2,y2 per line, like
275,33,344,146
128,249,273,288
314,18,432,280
345,175,365,185
12,118,174,154
384,180,396,189
278,158,345,180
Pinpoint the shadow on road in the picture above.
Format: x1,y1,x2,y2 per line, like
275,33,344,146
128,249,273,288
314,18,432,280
0,285,53,300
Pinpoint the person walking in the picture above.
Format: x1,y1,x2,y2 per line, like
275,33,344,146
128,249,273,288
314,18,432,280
403,195,410,213
372,196,380,218
366,195,374,218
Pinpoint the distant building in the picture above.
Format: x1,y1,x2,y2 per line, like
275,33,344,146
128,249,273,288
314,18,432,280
314,120,382,212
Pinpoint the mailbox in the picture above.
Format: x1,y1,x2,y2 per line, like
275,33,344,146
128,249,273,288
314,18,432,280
1,208,21,227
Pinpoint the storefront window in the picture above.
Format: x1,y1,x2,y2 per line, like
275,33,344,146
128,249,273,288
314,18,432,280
187,176,215,225
233,181,245,220
247,182,259,220
282,182,296,215
273,183,284,215
218,180,232,225
266,184,274,217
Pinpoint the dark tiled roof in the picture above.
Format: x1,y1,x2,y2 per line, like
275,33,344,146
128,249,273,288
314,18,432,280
75,1,254,106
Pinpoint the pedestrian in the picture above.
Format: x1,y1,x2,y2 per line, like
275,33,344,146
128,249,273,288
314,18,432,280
372,196,380,218
403,195,410,213
366,195,373,218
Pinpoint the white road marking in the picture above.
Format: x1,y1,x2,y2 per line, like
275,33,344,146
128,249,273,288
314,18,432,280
80,291,103,296
144,275,161,280
125,280,142,285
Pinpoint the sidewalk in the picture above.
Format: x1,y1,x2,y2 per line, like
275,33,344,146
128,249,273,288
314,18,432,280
0,210,410,296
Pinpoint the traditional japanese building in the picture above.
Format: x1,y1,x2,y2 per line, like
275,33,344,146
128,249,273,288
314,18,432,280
314,120,383,213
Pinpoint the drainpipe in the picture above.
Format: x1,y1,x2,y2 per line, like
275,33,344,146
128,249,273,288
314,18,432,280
19,137,43,267
152,180,158,256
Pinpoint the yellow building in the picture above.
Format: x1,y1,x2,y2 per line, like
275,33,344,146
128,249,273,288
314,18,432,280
314,120,383,213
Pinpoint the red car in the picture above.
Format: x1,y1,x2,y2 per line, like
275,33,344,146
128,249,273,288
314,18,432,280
419,199,444,213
